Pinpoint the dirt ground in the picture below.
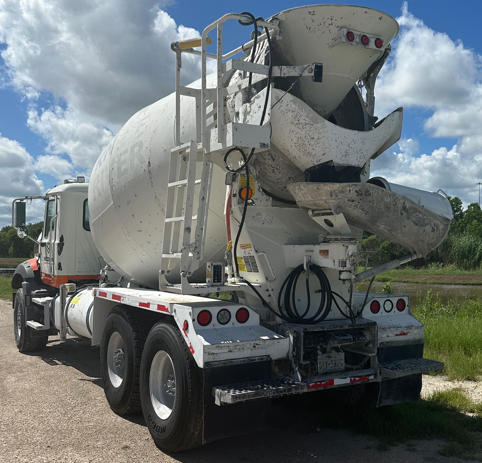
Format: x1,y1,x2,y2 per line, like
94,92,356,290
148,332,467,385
0,298,471,463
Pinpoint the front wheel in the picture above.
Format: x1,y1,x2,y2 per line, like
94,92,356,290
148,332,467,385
14,288,48,352
140,322,203,453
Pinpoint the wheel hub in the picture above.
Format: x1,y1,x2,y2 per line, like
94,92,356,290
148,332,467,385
150,350,176,420
114,348,125,370
107,331,125,388
165,372,176,397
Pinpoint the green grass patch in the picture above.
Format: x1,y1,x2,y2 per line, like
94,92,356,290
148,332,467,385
0,257,26,268
311,389,482,459
0,275,13,301
413,292,482,380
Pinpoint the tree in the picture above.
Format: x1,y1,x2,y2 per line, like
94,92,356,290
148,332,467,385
448,196,464,223
0,221,44,258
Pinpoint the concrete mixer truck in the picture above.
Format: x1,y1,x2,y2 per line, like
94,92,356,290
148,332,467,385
10,5,451,452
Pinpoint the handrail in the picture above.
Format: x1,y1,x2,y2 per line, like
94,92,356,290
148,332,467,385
170,12,279,150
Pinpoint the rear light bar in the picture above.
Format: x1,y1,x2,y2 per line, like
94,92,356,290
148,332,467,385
194,307,253,327
367,298,408,315
334,28,385,50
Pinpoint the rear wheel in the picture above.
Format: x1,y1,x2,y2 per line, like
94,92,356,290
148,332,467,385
100,306,157,415
14,288,48,352
140,322,203,452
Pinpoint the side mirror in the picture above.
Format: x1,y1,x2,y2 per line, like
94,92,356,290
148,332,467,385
14,202,27,238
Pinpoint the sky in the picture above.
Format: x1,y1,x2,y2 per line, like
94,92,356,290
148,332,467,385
1,0,482,228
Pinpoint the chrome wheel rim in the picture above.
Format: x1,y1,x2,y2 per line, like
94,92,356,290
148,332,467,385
107,332,125,388
149,351,176,420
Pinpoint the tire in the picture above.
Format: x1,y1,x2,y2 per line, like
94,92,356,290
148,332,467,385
100,306,157,415
14,288,48,352
140,322,203,453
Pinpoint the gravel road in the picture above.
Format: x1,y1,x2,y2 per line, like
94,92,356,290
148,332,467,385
0,298,463,463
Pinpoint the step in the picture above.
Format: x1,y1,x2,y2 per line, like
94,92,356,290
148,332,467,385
380,358,444,379
213,378,305,406
26,321,47,331
213,368,377,406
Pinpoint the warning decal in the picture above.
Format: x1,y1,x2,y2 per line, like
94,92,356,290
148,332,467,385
237,257,247,272
240,243,254,256
237,255,259,273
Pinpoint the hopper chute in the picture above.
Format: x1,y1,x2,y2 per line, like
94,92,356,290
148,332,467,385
269,5,399,118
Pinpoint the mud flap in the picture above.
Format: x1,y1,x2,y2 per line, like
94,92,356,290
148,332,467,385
202,356,271,444
377,373,422,407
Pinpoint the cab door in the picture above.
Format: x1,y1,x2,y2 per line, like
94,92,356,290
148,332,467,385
39,197,58,284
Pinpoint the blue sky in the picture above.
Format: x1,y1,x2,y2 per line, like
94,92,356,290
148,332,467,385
1,0,482,228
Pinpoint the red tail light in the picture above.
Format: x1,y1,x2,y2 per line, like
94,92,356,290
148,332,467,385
361,35,370,46
396,299,406,312
375,38,383,48
370,300,380,314
197,310,212,326
346,31,355,42
183,320,189,331
236,308,250,323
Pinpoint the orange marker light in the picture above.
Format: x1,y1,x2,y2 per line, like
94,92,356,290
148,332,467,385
239,187,253,201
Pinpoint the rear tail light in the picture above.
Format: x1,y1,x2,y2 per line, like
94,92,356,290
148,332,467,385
370,300,380,314
346,31,355,42
217,309,231,325
396,299,406,312
375,38,383,48
384,299,394,313
236,308,250,324
361,35,370,46
197,310,212,326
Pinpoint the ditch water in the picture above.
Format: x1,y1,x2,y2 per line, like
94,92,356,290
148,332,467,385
356,281,482,306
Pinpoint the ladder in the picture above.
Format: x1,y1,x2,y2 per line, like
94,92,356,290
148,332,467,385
159,141,213,291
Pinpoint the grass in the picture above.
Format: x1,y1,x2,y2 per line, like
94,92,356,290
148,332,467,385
413,292,482,380
311,388,482,459
367,264,482,285
0,275,13,301
0,257,26,268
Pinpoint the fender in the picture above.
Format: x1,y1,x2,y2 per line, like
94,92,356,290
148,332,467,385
12,258,47,292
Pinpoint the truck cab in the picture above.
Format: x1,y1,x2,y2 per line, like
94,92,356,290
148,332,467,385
12,178,104,291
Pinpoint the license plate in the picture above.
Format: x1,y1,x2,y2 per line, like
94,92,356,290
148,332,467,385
318,351,345,373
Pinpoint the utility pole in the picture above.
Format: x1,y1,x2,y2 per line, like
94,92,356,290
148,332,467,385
478,182,482,208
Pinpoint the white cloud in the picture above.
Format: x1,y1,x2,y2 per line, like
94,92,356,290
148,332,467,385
0,0,206,126
376,2,478,116
27,106,113,169
0,133,44,226
33,154,76,183
372,2,482,207
372,138,482,206
0,0,210,227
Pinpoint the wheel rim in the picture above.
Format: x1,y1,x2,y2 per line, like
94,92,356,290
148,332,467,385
16,301,22,340
107,331,125,388
149,350,176,420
